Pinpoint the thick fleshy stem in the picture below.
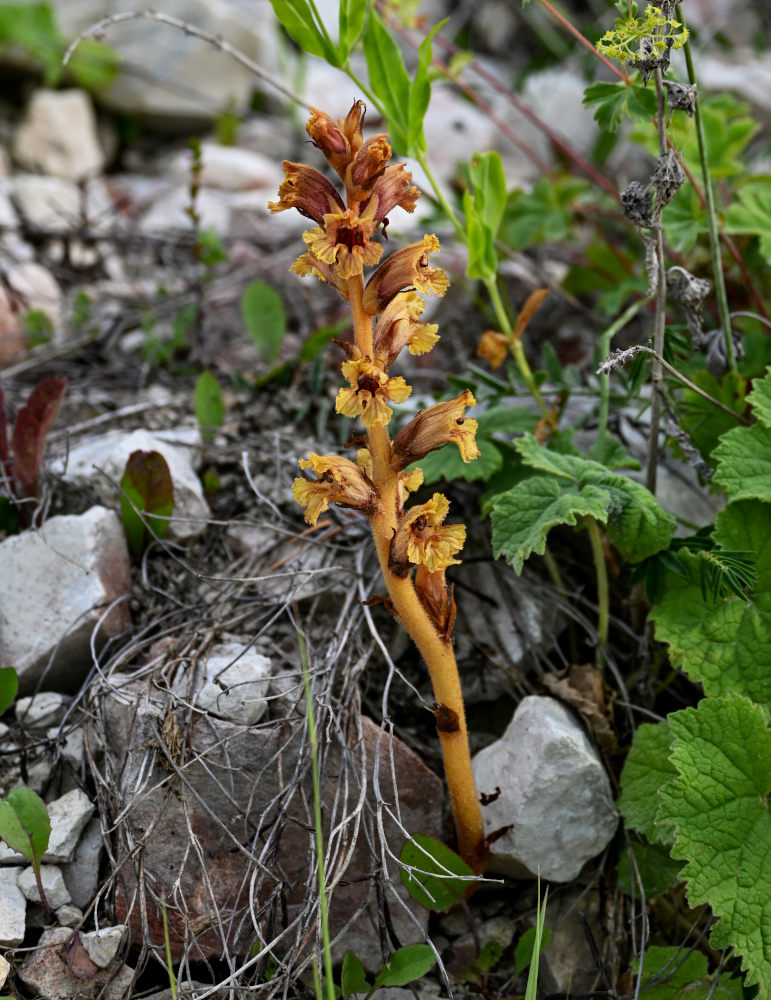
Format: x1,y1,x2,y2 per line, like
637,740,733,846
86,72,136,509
347,276,487,872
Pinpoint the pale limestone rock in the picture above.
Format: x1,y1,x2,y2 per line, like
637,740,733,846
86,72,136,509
0,867,26,946
15,692,71,730
13,89,105,180
180,642,272,725
56,903,84,927
19,927,134,1000
169,142,281,191
44,789,95,864
5,261,62,332
19,864,72,909
82,925,127,967
61,817,102,908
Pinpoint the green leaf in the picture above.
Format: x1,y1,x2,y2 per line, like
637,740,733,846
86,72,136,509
341,951,370,999
194,371,225,441
582,80,655,132
0,3,63,85
337,0,367,62
415,435,502,485
659,184,708,254
301,320,347,362
616,841,682,898
724,180,771,264
501,177,589,251
120,450,175,557
678,369,746,462
400,834,474,911
406,20,446,155
269,0,335,61
617,721,676,845
491,434,675,572
0,786,51,863
0,667,18,716
464,193,498,281
68,37,120,91
477,940,503,972
374,944,436,988
713,421,771,503
524,882,548,1000
469,151,507,237
747,364,771,425
363,11,411,153
475,405,538,436
632,945,744,1000
650,500,771,707
514,924,552,976
242,280,286,365
588,435,642,470
657,695,771,994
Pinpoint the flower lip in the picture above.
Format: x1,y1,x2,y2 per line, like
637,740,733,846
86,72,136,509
392,389,480,470
293,452,377,525
389,492,466,575
268,161,345,225
362,234,449,315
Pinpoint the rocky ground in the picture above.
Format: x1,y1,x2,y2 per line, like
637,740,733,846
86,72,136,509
1,0,769,997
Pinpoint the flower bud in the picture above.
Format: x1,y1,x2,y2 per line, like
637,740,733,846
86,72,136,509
268,161,345,224
392,389,479,470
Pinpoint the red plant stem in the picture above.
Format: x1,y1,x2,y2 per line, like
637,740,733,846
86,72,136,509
537,0,628,81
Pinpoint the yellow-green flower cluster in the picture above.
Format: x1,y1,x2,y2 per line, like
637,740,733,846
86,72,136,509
597,4,688,64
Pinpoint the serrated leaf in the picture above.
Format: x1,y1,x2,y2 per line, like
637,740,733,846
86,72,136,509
400,834,474,911
242,280,286,364
416,436,501,485
650,500,771,706
363,11,411,153
194,371,225,441
583,81,633,132
0,786,50,863
632,945,744,1000
617,721,676,844
657,695,771,994
0,667,18,716
120,450,175,557
491,434,675,572
617,841,682,898
724,181,771,265
374,944,436,988
475,405,537,436
746,365,771,428
588,435,642,470
341,951,369,999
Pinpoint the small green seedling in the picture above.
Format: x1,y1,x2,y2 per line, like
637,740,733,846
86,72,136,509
194,370,226,441
337,945,436,1000
0,666,18,716
241,279,286,364
0,785,52,912
120,449,175,556
400,833,474,911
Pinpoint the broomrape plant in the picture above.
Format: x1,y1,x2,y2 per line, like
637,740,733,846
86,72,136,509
271,101,487,872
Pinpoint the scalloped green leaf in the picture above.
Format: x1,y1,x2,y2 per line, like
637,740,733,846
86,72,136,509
747,366,771,428
617,721,676,845
415,436,501,485
713,421,771,503
649,500,771,706
657,695,771,995
491,434,675,572
632,945,744,1000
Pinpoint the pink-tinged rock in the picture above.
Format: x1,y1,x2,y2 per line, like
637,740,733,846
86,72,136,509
94,669,443,968
19,927,134,1000
0,506,132,694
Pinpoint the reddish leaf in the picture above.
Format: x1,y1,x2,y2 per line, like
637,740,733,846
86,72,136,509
11,376,66,494
120,449,175,556
0,380,10,467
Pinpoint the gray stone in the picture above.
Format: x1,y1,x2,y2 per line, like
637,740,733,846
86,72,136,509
0,506,132,694
0,867,26,946
15,692,71,730
472,696,618,881
538,887,604,994
81,925,127,967
19,864,72,909
61,817,102,908
168,141,282,191
13,89,105,180
56,903,84,927
19,927,134,1000
10,175,112,232
44,789,96,864
5,261,62,332
56,428,210,542
0,953,9,990
47,725,85,771
179,642,272,725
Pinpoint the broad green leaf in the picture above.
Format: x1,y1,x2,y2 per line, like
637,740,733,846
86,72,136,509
341,951,369,999
406,20,446,155
374,944,436,988
491,434,675,572
678,369,746,462
616,841,682,898
588,435,641,470
714,421,771,503
415,435,501,485
269,0,334,60
68,38,120,91
469,151,507,237
724,180,771,264
501,177,589,251
300,320,347,362
363,11,411,153
657,695,771,994
477,940,503,972
464,193,498,281
241,280,286,365
0,3,62,85
746,365,771,427
632,945,744,1000
120,450,175,557
617,721,676,845
582,80,655,132
194,371,225,441
0,667,18,716
650,500,771,707
0,786,51,862
400,834,474,911
337,0,367,62
475,405,537,436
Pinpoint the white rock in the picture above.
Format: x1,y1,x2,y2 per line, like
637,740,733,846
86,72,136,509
15,692,71,730
0,952,9,989
13,89,105,180
11,174,113,231
0,506,132,694
138,184,232,234
19,926,134,1000
184,642,272,725
0,867,26,946
47,725,84,771
44,788,96,864
57,428,210,542
0,721,10,740
56,903,84,927
6,261,62,332
61,817,102,908
472,696,618,881
19,864,71,909
170,142,281,191
82,925,127,967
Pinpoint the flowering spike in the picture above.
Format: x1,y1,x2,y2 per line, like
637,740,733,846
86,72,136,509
392,389,480,470
336,355,411,427
362,235,449,315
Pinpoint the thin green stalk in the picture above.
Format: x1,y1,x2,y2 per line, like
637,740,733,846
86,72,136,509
677,5,736,373
161,896,178,1000
416,151,466,243
596,298,649,456
585,515,609,669
296,618,336,1000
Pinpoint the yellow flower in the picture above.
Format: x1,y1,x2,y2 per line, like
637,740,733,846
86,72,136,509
392,389,480,470
268,161,345,224
292,453,377,525
336,356,412,427
290,251,349,299
476,330,509,369
373,291,439,369
303,202,383,280
362,235,449,315
390,493,466,574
